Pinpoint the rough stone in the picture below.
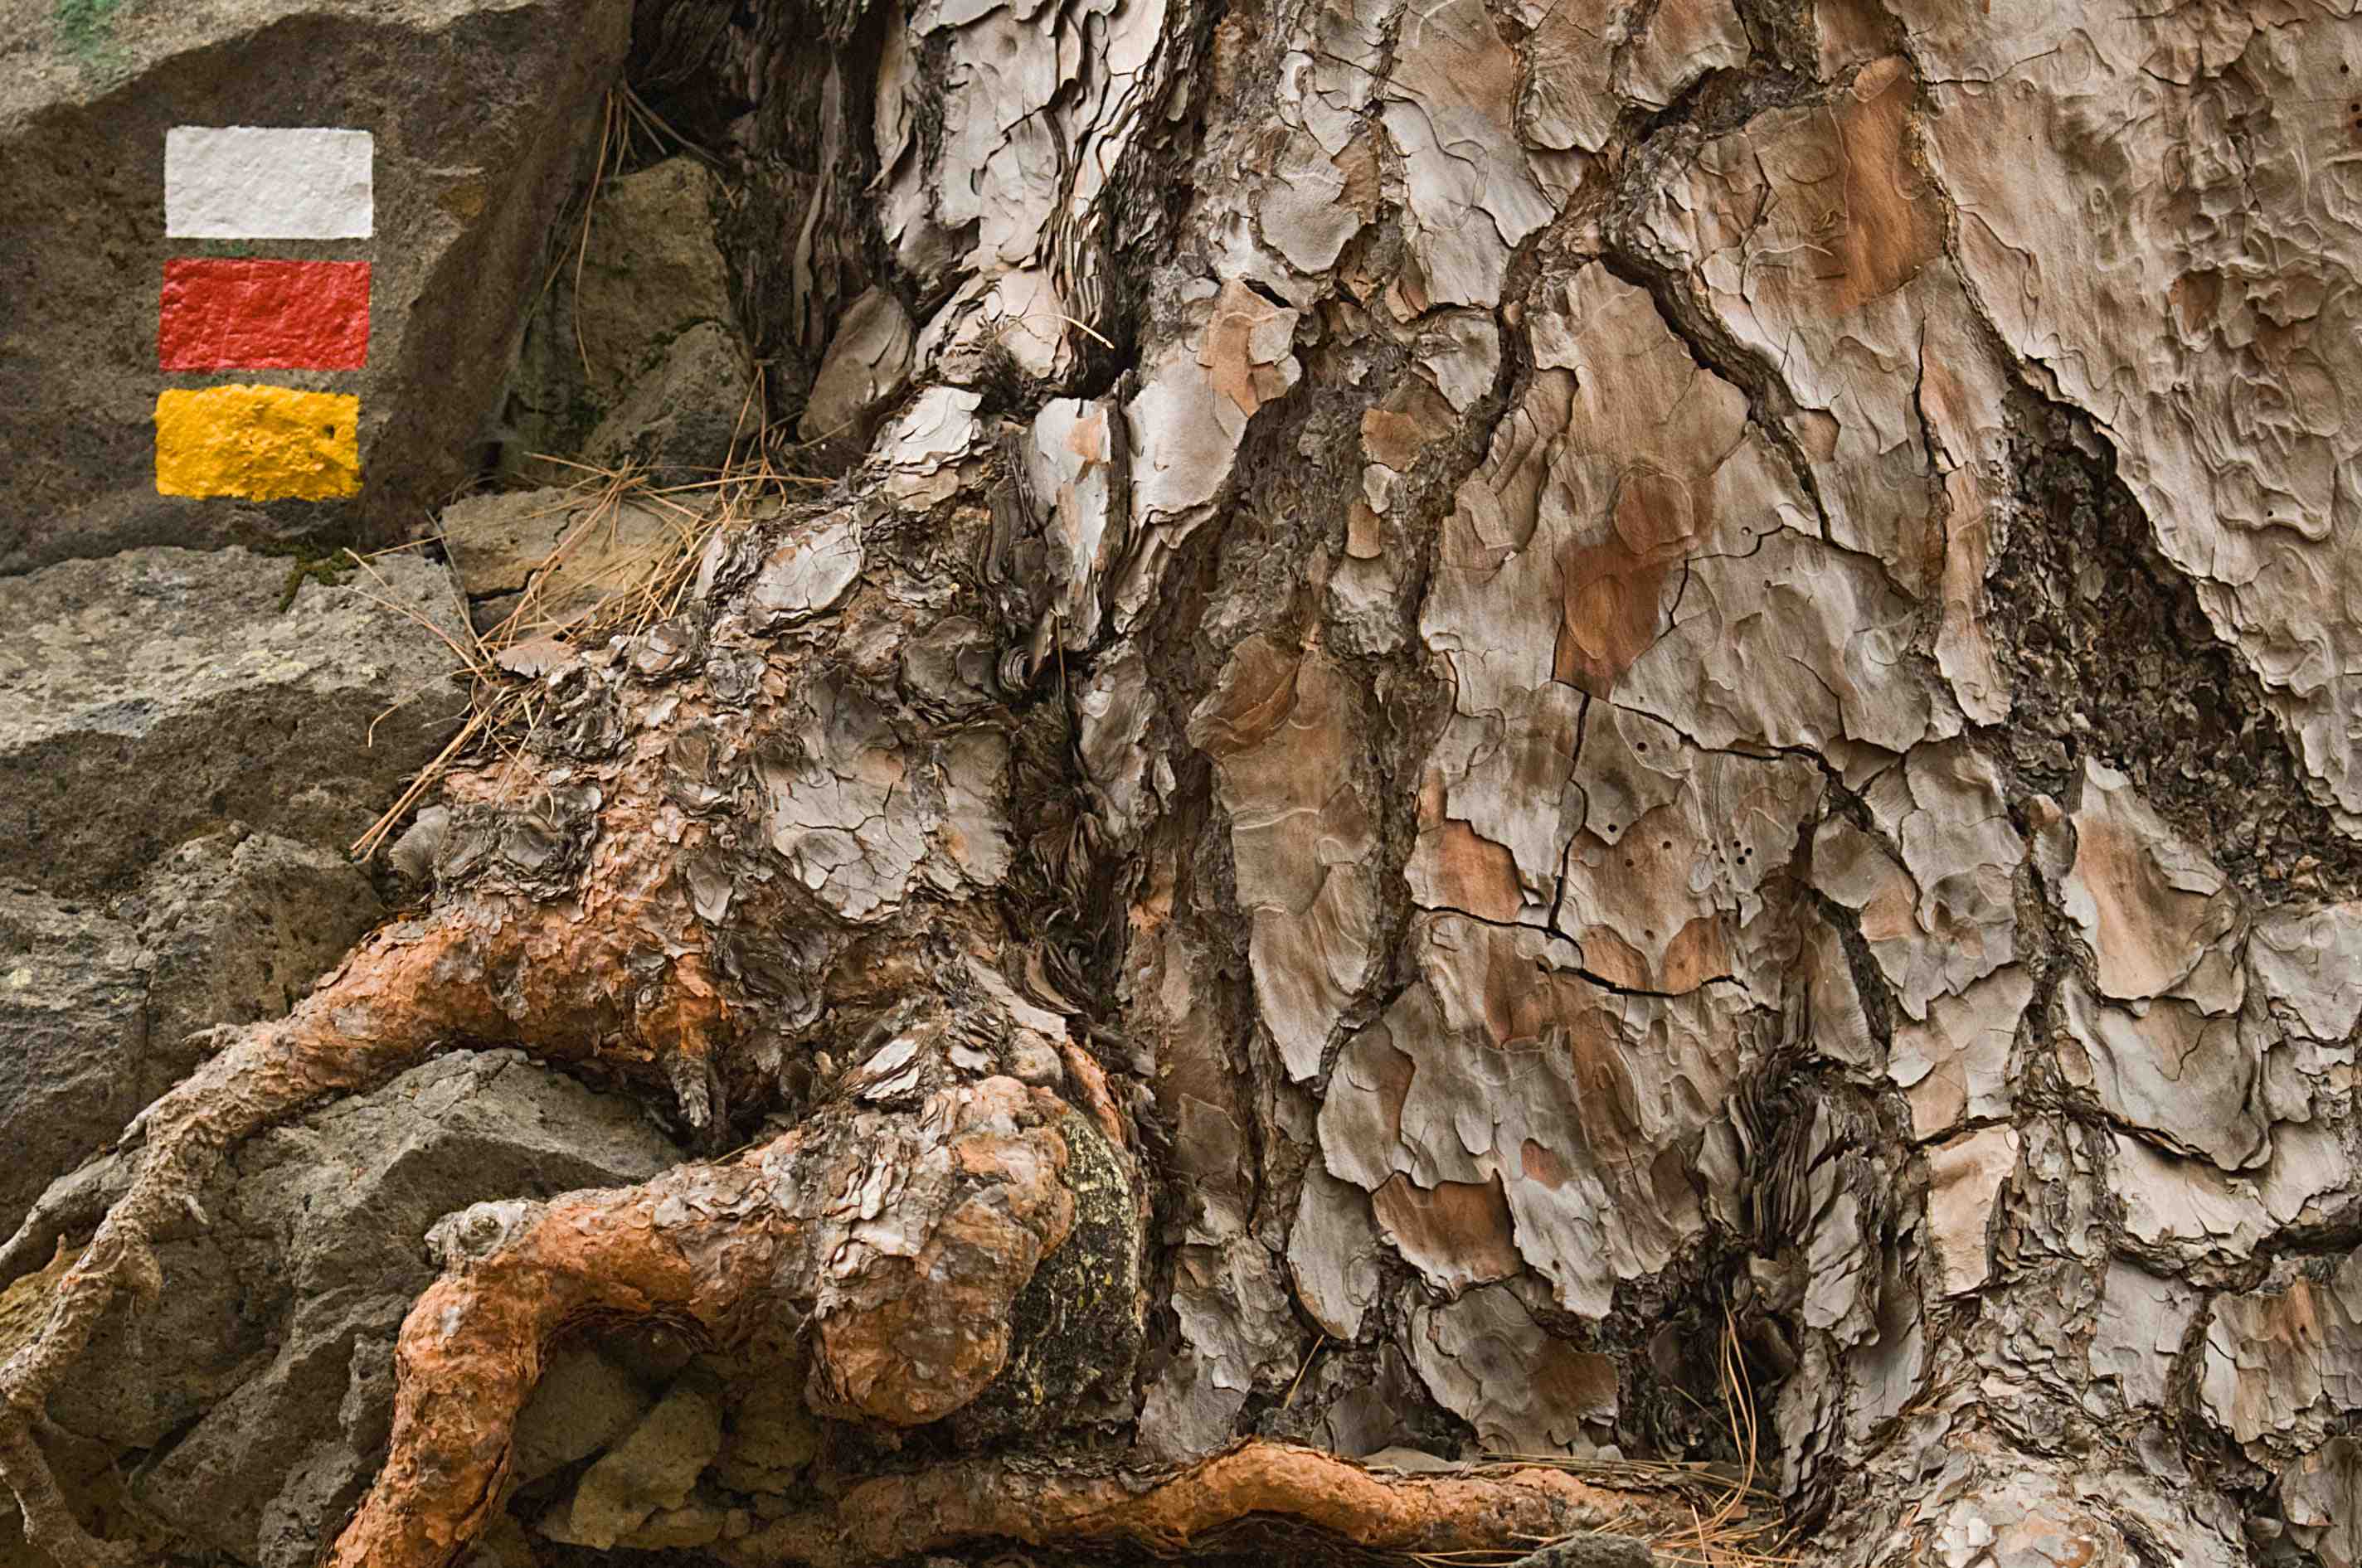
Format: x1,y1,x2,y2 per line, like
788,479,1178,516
454,1516,540,1568
119,826,386,1056
1510,1535,1655,1568
0,827,386,1241
709,1363,821,1494
564,158,736,400
438,487,683,634
0,891,151,1283
510,1347,650,1486
537,1371,724,1550
581,318,756,487
499,155,746,482
0,546,468,894
0,0,634,572
607,1491,730,1549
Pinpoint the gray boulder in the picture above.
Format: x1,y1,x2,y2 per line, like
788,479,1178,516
0,827,386,1244
537,1371,724,1550
509,1346,651,1487
39,1051,684,1567
0,829,388,1244
439,487,681,634
122,826,386,1052
0,546,468,895
582,318,756,488
0,891,152,1256
497,155,751,485
0,0,634,572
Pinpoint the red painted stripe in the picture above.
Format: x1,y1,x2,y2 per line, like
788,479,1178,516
159,259,371,371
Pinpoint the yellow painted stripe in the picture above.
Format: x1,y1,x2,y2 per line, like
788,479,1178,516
155,386,360,500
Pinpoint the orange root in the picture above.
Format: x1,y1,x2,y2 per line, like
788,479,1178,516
719,1439,1678,1566
323,1153,789,1568
328,1072,1080,1568
0,888,731,1567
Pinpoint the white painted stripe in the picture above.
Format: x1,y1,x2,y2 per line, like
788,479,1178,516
165,127,372,240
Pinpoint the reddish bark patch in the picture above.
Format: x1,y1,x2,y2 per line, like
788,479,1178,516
1553,463,1700,693
1373,1172,1523,1290
159,259,371,371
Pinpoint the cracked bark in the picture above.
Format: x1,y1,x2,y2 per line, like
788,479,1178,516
12,0,2362,1565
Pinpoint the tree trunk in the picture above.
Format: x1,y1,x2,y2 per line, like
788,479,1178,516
8,0,2362,1564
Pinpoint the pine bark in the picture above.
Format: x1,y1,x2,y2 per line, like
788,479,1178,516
10,0,2362,1564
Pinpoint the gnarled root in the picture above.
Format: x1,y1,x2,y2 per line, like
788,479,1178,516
0,898,728,1564
326,1056,1677,1568
0,915,491,1566
328,1071,1080,1568
719,1440,1679,1567
0,1415,135,1568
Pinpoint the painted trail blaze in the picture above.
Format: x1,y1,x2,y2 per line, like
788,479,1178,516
159,260,371,371
163,127,374,240
155,126,373,502
154,386,361,500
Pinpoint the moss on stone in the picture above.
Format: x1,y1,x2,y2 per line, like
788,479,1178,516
54,0,124,59
255,546,361,612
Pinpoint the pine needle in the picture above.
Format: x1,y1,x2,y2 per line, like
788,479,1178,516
1392,1312,1794,1568
352,439,810,863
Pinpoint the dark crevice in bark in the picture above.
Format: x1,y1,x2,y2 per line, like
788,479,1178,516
1728,0,1818,78
1985,392,2362,906
1591,1231,1781,1464
1417,901,1748,1000
1583,2,1831,536
1801,887,1898,1061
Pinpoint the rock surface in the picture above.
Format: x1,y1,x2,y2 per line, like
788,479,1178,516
0,891,149,1252
0,0,634,572
439,487,683,634
123,826,387,1052
0,828,385,1241
0,546,467,893
509,1348,649,1487
1510,1537,1654,1568
537,1372,723,1550
579,318,755,487
497,155,751,485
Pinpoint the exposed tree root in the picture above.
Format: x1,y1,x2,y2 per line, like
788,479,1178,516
717,1440,1676,1567
0,852,731,1564
0,913,494,1566
327,1067,1079,1568
0,1415,129,1568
